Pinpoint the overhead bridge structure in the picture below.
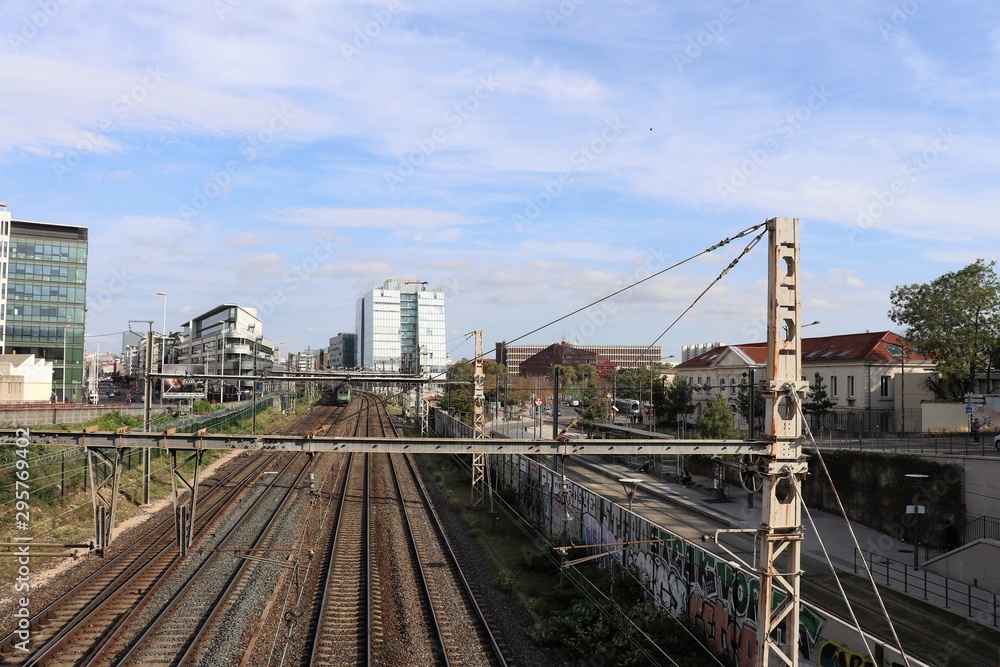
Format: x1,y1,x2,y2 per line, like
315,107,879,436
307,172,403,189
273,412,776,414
0,217,809,667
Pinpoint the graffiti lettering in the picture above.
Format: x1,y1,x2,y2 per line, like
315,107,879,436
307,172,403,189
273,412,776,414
818,639,876,667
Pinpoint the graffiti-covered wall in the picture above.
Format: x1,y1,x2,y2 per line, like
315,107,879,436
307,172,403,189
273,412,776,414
494,454,928,667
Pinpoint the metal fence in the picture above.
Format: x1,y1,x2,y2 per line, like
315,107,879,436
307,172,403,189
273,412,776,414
855,549,999,627
158,394,274,434
963,516,1000,543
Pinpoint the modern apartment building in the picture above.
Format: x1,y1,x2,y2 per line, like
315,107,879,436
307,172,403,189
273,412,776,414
168,304,275,396
356,279,446,375
496,341,663,375
1,205,88,401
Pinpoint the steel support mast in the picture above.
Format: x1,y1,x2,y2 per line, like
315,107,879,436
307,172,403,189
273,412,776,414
756,217,809,666
470,330,490,508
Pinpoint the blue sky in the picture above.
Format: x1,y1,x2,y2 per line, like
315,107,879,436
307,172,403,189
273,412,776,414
2,0,998,362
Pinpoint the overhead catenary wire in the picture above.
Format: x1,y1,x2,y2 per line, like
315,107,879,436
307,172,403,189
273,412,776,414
504,222,767,351
646,226,767,350
426,223,768,385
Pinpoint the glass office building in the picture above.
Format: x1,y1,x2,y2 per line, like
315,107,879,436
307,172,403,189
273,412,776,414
356,279,447,376
4,218,88,401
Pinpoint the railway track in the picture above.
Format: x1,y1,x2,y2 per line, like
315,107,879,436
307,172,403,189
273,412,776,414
0,452,284,665
308,453,370,666
391,453,506,666
2,392,515,666
109,455,311,666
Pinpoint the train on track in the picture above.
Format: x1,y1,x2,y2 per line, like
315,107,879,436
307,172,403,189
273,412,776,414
612,398,640,415
334,383,352,405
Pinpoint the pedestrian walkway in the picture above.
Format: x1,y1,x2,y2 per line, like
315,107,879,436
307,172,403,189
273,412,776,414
573,454,1000,631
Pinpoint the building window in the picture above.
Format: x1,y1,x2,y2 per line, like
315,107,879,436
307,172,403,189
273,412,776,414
830,375,838,397
847,375,855,398
730,378,736,395
880,375,891,397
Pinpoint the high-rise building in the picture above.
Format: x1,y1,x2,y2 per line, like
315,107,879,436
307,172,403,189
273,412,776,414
1,206,88,401
356,279,446,375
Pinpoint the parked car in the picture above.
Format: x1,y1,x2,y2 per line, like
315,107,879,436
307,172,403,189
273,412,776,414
88,392,100,404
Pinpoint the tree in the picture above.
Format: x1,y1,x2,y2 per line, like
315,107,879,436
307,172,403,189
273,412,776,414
663,376,694,425
803,372,836,434
734,376,765,434
696,393,738,439
443,358,474,421
889,259,1000,400
483,362,508,411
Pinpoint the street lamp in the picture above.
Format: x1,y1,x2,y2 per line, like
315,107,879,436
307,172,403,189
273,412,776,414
905,473,929,569
618,478,642,513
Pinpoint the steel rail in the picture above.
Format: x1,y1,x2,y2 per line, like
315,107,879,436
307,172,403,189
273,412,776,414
308,452,371,666
396,453,507,666
107,454,306,665
4,452,281,664
388,453,450,664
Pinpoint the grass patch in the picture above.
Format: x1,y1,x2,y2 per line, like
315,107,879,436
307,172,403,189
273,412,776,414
0,401,302,588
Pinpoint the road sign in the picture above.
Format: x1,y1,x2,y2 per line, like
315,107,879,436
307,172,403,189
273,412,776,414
534,398,542,405
966,406,974,414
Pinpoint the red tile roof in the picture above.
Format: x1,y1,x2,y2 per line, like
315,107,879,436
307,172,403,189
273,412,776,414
678,331,934,368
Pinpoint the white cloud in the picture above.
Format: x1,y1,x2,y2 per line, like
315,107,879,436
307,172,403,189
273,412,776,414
264,207,484,230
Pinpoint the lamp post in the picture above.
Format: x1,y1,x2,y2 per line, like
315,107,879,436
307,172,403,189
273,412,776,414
905,473,929,569
252,335,262,435
619,478,642,513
